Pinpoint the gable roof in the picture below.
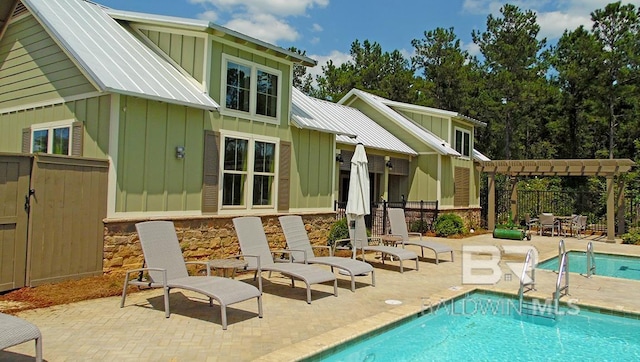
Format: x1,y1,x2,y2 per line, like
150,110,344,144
22,0,219,111
291,88,417,155
106,9,317,67
339,89,461,157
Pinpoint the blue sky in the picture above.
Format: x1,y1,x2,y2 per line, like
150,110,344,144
97,0,640,76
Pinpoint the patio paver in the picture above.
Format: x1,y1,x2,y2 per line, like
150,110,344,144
2,233,640,361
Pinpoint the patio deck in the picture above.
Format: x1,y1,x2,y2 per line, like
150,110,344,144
2,233,640,361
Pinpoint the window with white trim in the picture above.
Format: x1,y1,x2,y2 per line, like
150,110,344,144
221,133,277,209
454,128,471,158
222,55,281,122
31,121,73,155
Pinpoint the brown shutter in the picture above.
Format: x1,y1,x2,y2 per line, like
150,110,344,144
202,130,220,213
389,157,409,176
22,127,31,153
71,121,84,156
454,166,470,207
278,141,291,211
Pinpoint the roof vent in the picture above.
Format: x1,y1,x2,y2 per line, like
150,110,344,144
13,1,28,18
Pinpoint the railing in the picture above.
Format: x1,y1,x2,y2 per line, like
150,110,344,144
554,240,569,313
586,241,596,278
518,248,536,312
334,199,438,236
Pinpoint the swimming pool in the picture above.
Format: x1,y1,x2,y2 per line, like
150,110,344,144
311,291,640,361
537,251,640,280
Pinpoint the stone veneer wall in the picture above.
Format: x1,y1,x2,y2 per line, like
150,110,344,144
103,213,337,273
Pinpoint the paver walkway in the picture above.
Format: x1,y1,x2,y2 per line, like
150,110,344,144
2,233,640,361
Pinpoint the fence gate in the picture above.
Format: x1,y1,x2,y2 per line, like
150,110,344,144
0,155,31,292
0,154,108,291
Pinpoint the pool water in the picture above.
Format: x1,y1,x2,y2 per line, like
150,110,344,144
537,252,640,280
315,292,640,361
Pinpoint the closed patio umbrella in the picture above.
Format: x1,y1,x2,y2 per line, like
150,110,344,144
346,143,370,259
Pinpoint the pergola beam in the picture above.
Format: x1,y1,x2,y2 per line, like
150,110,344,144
478,159,636,241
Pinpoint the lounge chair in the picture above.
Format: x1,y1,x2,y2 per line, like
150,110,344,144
0,313,42,362
339,215,419,273
233,217,338,304
121,221,263,330
278,215,375,292
387,208,454,264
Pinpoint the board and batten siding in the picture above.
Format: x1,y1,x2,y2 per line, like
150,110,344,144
396,109,449,141
407,154,438,202
0,95,111,159
0,15,96,110
289,128,334,210
117,96,207,212
138,28,205,84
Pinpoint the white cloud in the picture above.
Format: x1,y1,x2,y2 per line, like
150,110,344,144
190,0,328,17
463,41,481,57
306,50,351,81
196,10,219,22
462,0,640,41
191,0,329,45
224,14,300,43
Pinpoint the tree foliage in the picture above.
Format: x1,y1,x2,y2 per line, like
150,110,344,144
290,1,640,167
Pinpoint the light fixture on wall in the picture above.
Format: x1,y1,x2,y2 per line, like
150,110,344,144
175,146,185,159
336,153,344,163
385,160,393,169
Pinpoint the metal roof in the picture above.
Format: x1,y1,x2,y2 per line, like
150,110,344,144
105,9,317,67
379,98,486,127
23,0,219,111
291,88,417,155
473,149,491,162
477,159,635,176
339,89,461,157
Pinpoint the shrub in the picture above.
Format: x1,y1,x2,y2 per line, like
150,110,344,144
622,227,640,245
409,219,430,234
327,218,349,247
434,213,466,237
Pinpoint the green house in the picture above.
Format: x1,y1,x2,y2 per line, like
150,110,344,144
0,0,347,221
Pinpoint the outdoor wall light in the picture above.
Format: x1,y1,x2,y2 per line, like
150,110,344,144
336,153,344,163
175,146,185,159
386,160,393,169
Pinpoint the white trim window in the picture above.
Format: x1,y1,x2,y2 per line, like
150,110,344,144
454,127,471,158
221,55,281,123
31,121,73,155
221,132,278,209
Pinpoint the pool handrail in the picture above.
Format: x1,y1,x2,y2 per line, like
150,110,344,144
586,241,596,278
518,248,536,312
554,240,569,313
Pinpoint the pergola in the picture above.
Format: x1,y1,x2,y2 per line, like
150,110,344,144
476,159,636,242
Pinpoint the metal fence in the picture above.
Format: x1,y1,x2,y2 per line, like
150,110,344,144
511,190,618,234
334,200,439,235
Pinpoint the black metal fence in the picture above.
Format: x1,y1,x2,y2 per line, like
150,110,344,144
334,200,439,235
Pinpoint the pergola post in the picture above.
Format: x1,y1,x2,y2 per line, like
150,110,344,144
488,173,496,231
606,175,615,243
617,177,625,237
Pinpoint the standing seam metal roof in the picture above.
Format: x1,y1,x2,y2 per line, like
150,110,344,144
340,89,461,157
290,88,417,155
23,0,219,111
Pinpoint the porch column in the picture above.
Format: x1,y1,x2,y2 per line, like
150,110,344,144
606,175,615,242
382,156,390,201
488,173,496,230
